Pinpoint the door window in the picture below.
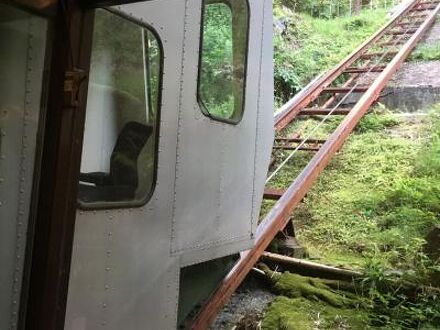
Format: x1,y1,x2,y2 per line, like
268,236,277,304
78,9,162,208
198,0,249,123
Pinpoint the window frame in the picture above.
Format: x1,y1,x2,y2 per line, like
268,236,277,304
196,0,250,125
77,8,164,210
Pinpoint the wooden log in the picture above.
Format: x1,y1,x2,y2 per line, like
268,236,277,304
261,251,363,279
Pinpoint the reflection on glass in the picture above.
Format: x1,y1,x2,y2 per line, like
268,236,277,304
79,9,161,207
198,0,249,123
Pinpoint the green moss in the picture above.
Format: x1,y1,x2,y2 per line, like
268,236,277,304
409,41,440,62
271,272,350,307
266,106,440,328
289,108,440,273
262,296,370,330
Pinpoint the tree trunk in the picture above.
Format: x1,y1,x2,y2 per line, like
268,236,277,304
352,0,363,15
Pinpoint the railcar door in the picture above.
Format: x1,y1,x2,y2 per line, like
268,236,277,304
0,4,49,329
65,1,183,329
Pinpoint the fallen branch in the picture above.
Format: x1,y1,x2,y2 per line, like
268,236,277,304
261,251,363,281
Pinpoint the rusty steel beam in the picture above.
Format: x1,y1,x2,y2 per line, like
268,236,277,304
361,51,398,59
323,86,369,93
344,66,385,73
263,188,286,200
275,137,327,144
272,0,419,132
298,108,351,115
389,28,419,34
377,39,407,47
190,1,440,328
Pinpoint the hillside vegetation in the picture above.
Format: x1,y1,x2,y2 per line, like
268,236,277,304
274,2,387,105
259,2,440,329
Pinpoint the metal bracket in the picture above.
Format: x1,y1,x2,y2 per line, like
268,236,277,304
64,68,87,108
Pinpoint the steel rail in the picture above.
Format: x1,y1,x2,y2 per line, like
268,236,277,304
266,3,426,184
190,1,440,328
273,0,419,132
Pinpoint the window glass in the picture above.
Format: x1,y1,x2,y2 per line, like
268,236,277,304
198,0,249,123
78,9,162,208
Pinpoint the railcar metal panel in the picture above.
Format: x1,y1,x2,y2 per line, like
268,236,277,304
65,0,274,328
0,6,47,329
65,1,184,328
170,0,273,259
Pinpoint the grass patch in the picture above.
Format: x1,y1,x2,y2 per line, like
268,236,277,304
262,105,440,329
410,42,440,62
286,105,440,328
274,6,387,103
262,296,370,330
294,107,440,273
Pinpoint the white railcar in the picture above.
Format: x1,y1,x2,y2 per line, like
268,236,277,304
0,0,273,329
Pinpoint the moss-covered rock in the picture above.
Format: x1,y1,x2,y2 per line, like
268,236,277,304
262,296,370,330
271,272,350,307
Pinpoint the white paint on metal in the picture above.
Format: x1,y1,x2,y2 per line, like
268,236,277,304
65,0,274,328
0,5,47,329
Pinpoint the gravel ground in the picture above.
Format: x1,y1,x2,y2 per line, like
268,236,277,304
423,17,440,45
210,277,275,330
391,60,440,86
389,17,440,87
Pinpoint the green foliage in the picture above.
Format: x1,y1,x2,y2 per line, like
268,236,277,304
354,106,400,133
199,3,234,116
262,296,370,330
280,106,440,328
410,42,440,62
271,272,350,307
362,253,440,329
275,0,352,19
273,7,387,103
198,1,248,120
91,9,161,121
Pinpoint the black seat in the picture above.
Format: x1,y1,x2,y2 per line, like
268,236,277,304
79,121,153,203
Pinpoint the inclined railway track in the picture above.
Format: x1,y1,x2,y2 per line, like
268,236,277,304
191,0,440,328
